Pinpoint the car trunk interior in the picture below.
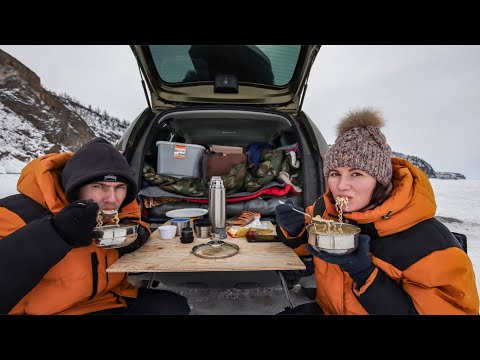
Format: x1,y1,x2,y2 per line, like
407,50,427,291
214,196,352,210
148,109,295,149
138,108,306,226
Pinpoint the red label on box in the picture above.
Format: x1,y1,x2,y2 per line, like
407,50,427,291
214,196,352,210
174,145,187,158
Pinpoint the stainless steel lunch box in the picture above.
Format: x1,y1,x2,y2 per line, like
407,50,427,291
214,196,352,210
93,224,138,249
306,222,360,255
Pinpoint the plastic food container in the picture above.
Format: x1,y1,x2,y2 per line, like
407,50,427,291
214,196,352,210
156,141,205,178
158,225,177,240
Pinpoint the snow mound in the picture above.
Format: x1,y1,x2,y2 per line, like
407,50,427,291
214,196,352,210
0,157,27,174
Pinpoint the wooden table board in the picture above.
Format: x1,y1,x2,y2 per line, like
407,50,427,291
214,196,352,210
107,222,305,273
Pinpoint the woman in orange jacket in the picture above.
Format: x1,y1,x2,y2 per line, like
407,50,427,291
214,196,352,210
276,108,479,315
0,137,190,315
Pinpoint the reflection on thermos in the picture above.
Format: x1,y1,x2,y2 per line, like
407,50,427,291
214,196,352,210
208,176,227,240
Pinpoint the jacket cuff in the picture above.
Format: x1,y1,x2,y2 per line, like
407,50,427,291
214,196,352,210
280,226,306,239
353,267,378,296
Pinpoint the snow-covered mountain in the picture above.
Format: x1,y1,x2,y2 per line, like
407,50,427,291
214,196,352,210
0,49,128,174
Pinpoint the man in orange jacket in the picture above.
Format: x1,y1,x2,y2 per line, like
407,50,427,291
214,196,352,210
0,137,190,315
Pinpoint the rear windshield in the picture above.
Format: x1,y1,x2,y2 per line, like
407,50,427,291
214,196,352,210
148,45,302,86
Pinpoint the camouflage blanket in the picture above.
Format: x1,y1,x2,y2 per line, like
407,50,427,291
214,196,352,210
142,147,301,197
142,162,246,197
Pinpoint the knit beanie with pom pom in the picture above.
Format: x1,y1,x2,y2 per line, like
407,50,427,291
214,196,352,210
323,107,393,187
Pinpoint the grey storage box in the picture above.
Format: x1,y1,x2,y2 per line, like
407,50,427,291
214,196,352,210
156,141,206,178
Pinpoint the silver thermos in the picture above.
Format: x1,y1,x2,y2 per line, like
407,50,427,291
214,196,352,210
208,176,227,240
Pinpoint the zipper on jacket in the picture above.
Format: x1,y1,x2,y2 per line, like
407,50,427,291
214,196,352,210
89,253,99,300
382,210,393,220
105,255,109,284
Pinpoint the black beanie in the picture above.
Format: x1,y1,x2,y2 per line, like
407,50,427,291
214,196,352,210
61,137,137,207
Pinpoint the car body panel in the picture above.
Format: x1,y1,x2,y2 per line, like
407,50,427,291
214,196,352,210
130,45,321,113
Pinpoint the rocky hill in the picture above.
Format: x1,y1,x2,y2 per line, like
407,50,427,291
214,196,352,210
392,151,437,178
0,49,128,173
435,172,466,180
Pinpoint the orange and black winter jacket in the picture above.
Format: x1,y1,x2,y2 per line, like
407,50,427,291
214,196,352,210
278,158,479,314
0,153,150,315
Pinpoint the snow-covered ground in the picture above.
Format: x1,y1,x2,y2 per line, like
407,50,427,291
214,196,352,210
0,174,21,197
430,179,480,282
1,174,479,314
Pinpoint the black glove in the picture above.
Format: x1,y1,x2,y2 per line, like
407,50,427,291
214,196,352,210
306,234,375,288
275,199,305,237
52,199,99,247
117,219,151,256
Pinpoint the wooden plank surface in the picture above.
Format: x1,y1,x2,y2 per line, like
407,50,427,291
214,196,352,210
107,222,305,273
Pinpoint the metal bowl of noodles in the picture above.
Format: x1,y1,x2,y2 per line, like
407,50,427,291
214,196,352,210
93,223,138,249
306,222,360,255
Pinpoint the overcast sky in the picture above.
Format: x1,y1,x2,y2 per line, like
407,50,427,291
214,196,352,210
1,45,479,179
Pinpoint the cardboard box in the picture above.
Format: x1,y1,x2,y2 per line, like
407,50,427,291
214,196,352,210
210,145,243,154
